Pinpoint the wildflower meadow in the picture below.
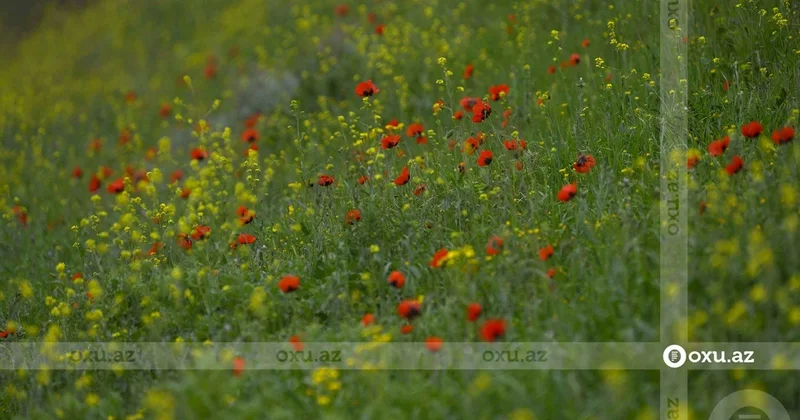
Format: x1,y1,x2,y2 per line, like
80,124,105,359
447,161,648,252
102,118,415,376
0,0,798,418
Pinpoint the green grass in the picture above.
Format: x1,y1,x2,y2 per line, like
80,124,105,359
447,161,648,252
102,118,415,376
0,0,798,418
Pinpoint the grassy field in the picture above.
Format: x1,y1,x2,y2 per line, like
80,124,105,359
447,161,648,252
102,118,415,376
0,0,798,418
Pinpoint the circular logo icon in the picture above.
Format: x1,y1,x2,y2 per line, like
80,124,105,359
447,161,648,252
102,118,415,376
710,389,790,420
662,344,687,368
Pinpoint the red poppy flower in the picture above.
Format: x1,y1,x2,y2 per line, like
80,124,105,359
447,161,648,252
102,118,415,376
454,111,464,120
387,270,406,288
501,109,513,128
159,103,172,119
406,123,424,138
413,184,426,196
204,64,217,80
355,80,379,97
569,53,581,66
486,235,504,256
244,112,262,129
557,183,578,202
237,233,256,245
367,12,377,23
725,155,744,175
236,205,255,223
573,154,596,173
708,136,730,156
278,275,300,293
429,248,448,268
514,160,523,171
466,303,482,322
241,129,259,143
471,100,492,123
547,268,557,279
190,225,211,240
503,139,526,151
335,3,349,16
687,155,700,169
539,245,554,261
548,65,557,74
381,135,400,149
180,188,191,199
289,335,304,351
169,170,184,184
176,234,193,250
358,175,369,185
401,324,414,334
345,209,362,225
89,138,102,153
125,167,150,184
0,330,8,339
394,166,410,186
361,313,375,326
425,336,444,352
318,174,335,186
190,147,208,161
480,319,506,342
119,129,132,146
581,39,591,48
460,97,479,111
147,241,163,256
740,121,763,138
12,205,27,227
107,178,125,194
489,84,510,101
463,137,480,155
232,357,245,377
374,24,385,35
125,90,137,104
204,57,217,80
772,126,795,145
723,79,730,91
463,64,474,79
72,166,83,179
477,150,493,167
416,136,428,145
397,299,421,320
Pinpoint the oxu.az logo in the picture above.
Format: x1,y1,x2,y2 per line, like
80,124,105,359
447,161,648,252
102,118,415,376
662,344,755,368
